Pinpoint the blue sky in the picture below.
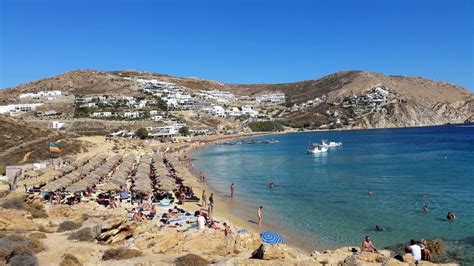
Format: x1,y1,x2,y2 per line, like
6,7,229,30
1,0,473,90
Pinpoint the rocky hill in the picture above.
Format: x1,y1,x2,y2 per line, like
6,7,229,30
0,69,472,130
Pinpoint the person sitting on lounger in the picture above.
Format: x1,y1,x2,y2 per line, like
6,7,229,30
362,236,378,252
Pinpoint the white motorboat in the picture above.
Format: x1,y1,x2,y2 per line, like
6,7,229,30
321,140,343,147
307,145,328,154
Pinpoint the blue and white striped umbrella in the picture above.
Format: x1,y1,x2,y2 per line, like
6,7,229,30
260,230,283,244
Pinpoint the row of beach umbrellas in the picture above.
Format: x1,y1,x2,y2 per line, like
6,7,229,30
66,155,123,193
41,155,107,192
133,155,153,194
100,154,136,191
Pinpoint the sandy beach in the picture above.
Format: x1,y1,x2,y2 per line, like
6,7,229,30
0,134,459,265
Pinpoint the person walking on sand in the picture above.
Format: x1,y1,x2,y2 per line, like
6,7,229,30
201,190,208,207
230,183,235,198
257,206,263,225
208,193,214,215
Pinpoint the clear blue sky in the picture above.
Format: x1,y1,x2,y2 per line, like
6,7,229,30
1,0,473,90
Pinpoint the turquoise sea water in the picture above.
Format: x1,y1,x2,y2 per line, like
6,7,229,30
191,125,474,262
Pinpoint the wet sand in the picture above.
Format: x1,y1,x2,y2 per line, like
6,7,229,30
153,133,317,254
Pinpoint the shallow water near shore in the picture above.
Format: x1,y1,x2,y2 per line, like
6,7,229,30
191,125,474,262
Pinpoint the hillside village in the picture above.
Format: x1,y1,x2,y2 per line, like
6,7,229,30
0,77,293,138
0,70,472,141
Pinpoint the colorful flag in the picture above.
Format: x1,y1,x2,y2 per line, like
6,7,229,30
49,142,61,153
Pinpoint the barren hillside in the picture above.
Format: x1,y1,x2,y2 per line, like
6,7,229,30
0,116,90,166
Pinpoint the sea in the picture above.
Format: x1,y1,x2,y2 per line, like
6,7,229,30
191,125,474,263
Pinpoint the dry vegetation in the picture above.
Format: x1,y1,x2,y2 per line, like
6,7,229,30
57,221,82,232
0,115,91,166
0,192,48,219
101,248,142,261
176,253,209,266
59,254,82,266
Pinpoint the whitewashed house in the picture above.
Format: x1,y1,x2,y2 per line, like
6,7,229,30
91,112,113,118
123,111,141,119
227,107,241,117
256,93,285,105
0,103,43,116
151,115,163,122
211,106,226,117
241,106,259,117
51,121,65,129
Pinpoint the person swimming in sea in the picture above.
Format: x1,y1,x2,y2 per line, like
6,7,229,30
375,225,385,232
268,181,274,189
423,205,429,213
447,212,456,221
368,189,373,196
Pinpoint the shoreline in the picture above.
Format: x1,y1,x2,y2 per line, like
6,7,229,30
162,133,317,255
0,132,467,264
165,125,474,257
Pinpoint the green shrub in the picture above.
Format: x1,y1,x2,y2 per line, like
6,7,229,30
135,128,148,139
248,121,284,132
179,127,190,136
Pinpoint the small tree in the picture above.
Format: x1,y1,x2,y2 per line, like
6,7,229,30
135,128,148,139
179,126,190,136
285,94,294,107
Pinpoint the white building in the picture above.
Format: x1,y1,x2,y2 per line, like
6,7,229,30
0,103,43,116
207,105,226,117
227,107,241,117
241,106,259,117
91,112,113,118
151,115,163,122
256,93,286,105
19,91,64,99
51,121,65,129
123,111,141,119
81,102,96,108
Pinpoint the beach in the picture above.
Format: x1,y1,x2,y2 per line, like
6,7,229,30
0,133,465,265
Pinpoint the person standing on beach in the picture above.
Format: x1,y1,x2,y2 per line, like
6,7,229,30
201,190,208,208
208,193,214,215
230,183,235,198
257,206,263,225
